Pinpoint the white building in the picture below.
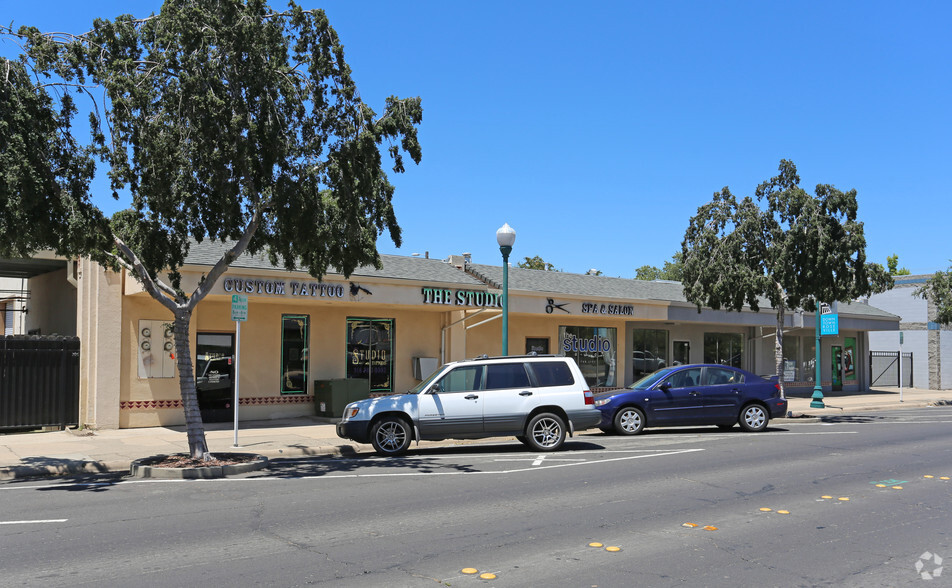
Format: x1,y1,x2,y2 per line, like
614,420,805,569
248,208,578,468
867,275,951,390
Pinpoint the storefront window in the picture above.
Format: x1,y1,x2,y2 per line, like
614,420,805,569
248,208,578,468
802,337,816,382
280,315,309,394
703,332,743,368
631,328,668,380
782,335,800,381
347,318,394,394
559,326,616,387
844,337,856,382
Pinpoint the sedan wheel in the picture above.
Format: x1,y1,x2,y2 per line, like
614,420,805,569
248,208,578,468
613,407,645,435
524,413,566,452
370,417,412,456
739,404,768,432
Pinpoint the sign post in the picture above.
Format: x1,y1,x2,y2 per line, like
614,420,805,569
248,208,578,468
899,331,904,403
231,295,248,447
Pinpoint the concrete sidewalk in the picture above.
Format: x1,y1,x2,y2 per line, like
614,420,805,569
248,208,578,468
2,386,950,481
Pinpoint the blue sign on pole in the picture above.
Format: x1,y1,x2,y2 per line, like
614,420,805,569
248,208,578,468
820,313,839,336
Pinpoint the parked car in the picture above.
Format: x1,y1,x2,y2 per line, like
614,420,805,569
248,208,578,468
594,364,787,435
632,350,666,373
337,355,601,456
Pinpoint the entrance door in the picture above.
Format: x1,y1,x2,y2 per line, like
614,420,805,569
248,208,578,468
673,341,690,366
196,333,235,423
831,345,843,392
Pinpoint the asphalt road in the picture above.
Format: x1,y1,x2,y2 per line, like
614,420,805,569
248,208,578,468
2,406,951,587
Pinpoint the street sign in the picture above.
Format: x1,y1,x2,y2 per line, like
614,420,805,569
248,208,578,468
231,294,248,322
820,313,839,336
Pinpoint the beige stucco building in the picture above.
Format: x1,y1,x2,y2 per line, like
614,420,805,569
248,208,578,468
1,242,900,429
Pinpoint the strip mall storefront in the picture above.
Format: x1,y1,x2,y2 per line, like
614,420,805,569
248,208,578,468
70,248,899,429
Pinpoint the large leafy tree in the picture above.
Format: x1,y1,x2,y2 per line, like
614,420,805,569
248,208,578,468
635,253,684,281
518,255,558,271
1,0,422,458
915,264,952,325
681,160,891,397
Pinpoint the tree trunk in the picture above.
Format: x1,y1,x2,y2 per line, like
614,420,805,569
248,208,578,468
173,310,210,459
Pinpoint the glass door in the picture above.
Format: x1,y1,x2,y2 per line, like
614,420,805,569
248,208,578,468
831,345,843,391
195,333,235,423
673,341,690,366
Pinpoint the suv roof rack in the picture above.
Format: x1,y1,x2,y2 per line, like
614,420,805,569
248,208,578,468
462,353,561,362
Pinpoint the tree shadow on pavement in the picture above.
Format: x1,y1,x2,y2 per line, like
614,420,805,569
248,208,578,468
256,440,607,479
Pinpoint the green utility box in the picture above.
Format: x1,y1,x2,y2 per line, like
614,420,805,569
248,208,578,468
313,378,369,418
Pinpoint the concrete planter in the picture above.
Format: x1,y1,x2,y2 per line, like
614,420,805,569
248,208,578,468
130,453,268,479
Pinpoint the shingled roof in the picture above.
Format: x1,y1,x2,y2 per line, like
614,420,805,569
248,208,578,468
182,240,485,287
182,241,897,321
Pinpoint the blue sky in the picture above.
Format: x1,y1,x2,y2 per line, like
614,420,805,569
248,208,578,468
3,1,949,277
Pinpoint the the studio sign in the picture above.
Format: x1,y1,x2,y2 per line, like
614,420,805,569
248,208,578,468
421,287,502,308
562,333,613,353
223,277,345,299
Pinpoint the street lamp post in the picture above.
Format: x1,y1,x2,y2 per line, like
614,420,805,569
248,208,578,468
496,223,516,356
810,302,825,409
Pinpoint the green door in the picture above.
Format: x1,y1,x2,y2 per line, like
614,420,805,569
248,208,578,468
831,345,843,391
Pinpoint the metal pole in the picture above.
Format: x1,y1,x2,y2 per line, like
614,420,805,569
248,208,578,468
233,320,241,447
899,332,903,403
500,245,511,356
810,305,825,408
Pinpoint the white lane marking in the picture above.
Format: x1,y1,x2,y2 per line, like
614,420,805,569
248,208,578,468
0,519,68,525
493,455,587,466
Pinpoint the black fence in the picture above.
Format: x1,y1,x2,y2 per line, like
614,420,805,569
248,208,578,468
0,336,80,430
869,350,913,388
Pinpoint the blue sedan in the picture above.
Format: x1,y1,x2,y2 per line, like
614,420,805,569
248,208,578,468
594,364,788,435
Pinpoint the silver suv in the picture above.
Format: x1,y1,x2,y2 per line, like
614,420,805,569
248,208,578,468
337,355,601,456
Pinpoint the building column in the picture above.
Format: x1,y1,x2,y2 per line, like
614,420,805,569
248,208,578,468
77,258,123,429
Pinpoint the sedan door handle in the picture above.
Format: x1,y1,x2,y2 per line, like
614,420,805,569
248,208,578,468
689,391,700,396
519,391,533,396
465,394,479,400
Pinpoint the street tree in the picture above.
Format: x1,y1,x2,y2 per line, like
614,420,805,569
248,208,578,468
635,253,684,281
887,254,911,276
915,264,952,325
518,256,558,271
0,1,422,459
681,160,891,397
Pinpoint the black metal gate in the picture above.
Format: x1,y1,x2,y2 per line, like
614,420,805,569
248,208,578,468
869,350,913,388
0,336,80,430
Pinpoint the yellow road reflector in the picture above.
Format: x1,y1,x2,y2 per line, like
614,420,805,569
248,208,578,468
462,568,478,575
479,573,497,580
703,526,718,531
941,477,950,480
605,546,622,552
589,542,604,548
821,495,833,499
777,510,790,515
838,497,850,501
892,486,903,490
924,475,934,479
875,484,886,488
759,508,772,512
682,523,699,528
